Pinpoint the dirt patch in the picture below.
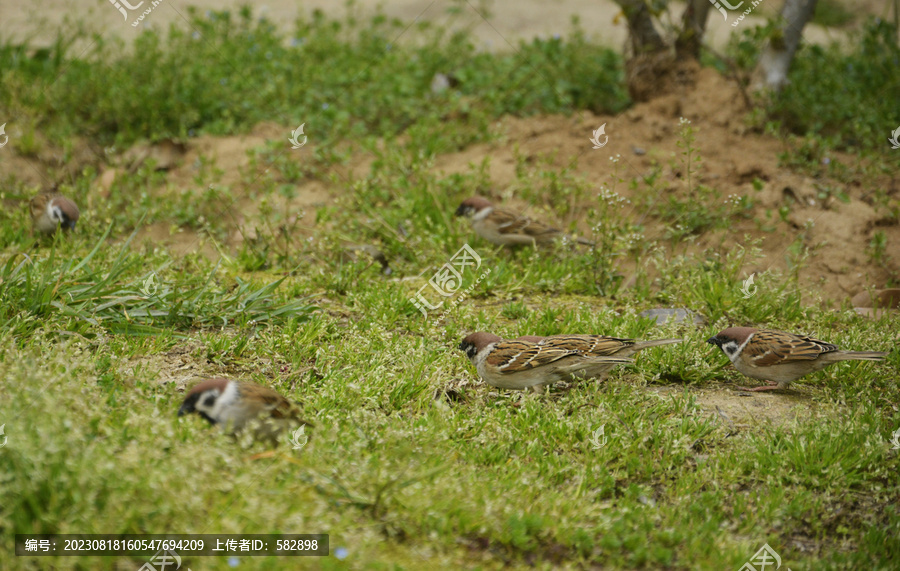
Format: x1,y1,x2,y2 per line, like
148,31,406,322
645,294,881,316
431,65,899,301
131,221,218,259
121,340,306,391
653,385,816,428
119,343,208,389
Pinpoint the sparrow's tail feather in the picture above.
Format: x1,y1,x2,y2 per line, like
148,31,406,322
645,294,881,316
835,351,888,361
593,356,633,364
563,356,633,369
633,338,683,350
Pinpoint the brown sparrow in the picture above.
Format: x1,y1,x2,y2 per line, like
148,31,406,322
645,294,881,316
30,192,80,234
458,332,633,391
516,334,682,381
455,196,592,247
178,378,312,444
707,327,888,391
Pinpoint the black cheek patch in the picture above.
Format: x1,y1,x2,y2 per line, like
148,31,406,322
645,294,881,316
202,394,217,408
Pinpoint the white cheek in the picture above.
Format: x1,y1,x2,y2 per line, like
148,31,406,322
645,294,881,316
472,207,493,221
195,393,219,417
209,382,239,418
722,342,741,361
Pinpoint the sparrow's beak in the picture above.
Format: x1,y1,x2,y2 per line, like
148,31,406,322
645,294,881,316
706,337,717,346
454,205,467,217
177,402,194,417
62,219,77,230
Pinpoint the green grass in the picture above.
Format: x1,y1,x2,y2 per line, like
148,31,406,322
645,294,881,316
726,18,900,153
812,0,857,28
1,5,900,571
0,6,628,149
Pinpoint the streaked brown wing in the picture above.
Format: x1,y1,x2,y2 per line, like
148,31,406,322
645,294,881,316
493,208,560,238
746,330,837,366
486,340,579,373
241,382,297,419
266,397,298,419
29,194,48,218
538,335,634,356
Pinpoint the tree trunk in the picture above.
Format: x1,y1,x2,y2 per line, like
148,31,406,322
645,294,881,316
752,0,819,92
613,0,667,54
676,0,712,59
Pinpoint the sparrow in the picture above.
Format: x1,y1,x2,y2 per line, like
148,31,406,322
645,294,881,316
178,378,312,444
707,327,888,391
516,334,682,381
458,332,633,391
455,196,593,247
30,192,80,235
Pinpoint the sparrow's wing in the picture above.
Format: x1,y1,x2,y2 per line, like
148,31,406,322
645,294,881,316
492,208,561,239
487,339,629,373
29,194,49,218
536,335,636,356
744,330,838,366
486,340,584,373
240,382,298,418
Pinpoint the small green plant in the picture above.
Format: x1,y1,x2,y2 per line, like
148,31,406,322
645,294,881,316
501,300,529,320
867,230,888,266
657,118,728,240
728,18,900,152
812,0,856,28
